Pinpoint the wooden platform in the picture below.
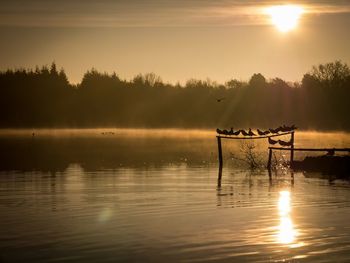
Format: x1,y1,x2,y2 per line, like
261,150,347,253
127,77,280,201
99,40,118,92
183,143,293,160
269,147,350,152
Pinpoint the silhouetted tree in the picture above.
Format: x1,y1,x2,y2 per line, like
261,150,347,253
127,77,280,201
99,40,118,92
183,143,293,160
225,79,246,89
249,73,267,88
310,60,350,88
0,61,349,130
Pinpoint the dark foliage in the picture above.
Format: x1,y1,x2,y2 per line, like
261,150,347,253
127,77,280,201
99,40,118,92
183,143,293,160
0,61,349,130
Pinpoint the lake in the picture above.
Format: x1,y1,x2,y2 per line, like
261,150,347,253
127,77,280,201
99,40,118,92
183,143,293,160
0,129,350,262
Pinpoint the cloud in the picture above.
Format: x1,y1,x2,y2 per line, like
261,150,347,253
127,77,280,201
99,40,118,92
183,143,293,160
0,0,349,27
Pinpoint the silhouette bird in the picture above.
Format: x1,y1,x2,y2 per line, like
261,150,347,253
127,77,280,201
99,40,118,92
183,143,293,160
280,125,288,132
248,128,256,136
262,130,270,135
290,124,297,130
276,126,283,133
240,129,249,136
232,130,241,136
229,127,234,135
279,139,292,146
283,124,297,131
216,97,225,102
268,137,278,145
257,129,265,136
269,128,279,134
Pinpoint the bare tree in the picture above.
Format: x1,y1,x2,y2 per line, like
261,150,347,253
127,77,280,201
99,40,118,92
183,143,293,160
230,141,263,169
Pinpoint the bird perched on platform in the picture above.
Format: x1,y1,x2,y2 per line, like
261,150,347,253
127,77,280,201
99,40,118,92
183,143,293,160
276,126,284,133
257,129,265,136
290,124,297,130
240,129,249,136
278,139,293,146
232,130,241,135
248,128,256,136
280,125,288,132
269,128,279,134
268,137,278,145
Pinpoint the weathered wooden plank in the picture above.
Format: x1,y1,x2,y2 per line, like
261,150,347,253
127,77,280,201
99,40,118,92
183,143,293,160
217,131,293,140
269,147,350,152
217,136,223,181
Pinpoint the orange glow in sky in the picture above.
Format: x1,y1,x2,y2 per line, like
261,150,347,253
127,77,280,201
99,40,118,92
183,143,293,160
266,5,304,32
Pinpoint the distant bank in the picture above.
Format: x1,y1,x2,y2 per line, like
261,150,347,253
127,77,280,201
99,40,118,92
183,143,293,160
0,61,349,130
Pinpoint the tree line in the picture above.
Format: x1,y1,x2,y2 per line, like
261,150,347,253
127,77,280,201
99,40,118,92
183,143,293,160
0,61,349,130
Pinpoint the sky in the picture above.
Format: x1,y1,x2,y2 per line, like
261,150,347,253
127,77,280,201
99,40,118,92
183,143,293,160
0,0,350,84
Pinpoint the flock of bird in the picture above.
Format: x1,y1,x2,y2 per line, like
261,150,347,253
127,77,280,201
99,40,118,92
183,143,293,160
101,132,115,135
268,137,293,146
216,125,297,136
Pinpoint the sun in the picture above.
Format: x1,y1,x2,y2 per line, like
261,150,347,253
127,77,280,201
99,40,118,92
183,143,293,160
266,5,304,32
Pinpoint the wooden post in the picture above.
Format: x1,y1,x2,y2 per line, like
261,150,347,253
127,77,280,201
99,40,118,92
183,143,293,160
217,136,223,181
290,131,295,165
267,148,272,170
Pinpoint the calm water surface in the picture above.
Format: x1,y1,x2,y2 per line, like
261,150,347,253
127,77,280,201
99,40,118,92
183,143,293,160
0,129,350,262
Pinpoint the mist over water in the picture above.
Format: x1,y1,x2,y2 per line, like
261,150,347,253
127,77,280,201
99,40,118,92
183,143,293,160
1,0,350,261
0,129,350,262
0,128,349,172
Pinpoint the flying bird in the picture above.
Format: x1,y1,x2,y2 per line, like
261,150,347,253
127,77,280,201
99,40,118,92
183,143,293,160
216,97,225,102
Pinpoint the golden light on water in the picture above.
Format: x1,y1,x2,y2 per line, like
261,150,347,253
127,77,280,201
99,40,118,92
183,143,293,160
278,217,295,244
266,5,304,32
278,191,291,216
277,191,297,244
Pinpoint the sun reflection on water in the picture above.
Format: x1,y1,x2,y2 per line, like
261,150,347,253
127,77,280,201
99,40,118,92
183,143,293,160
277,191,297,245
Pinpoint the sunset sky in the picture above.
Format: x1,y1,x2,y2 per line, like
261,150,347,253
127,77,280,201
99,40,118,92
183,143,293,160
1,0,350,84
